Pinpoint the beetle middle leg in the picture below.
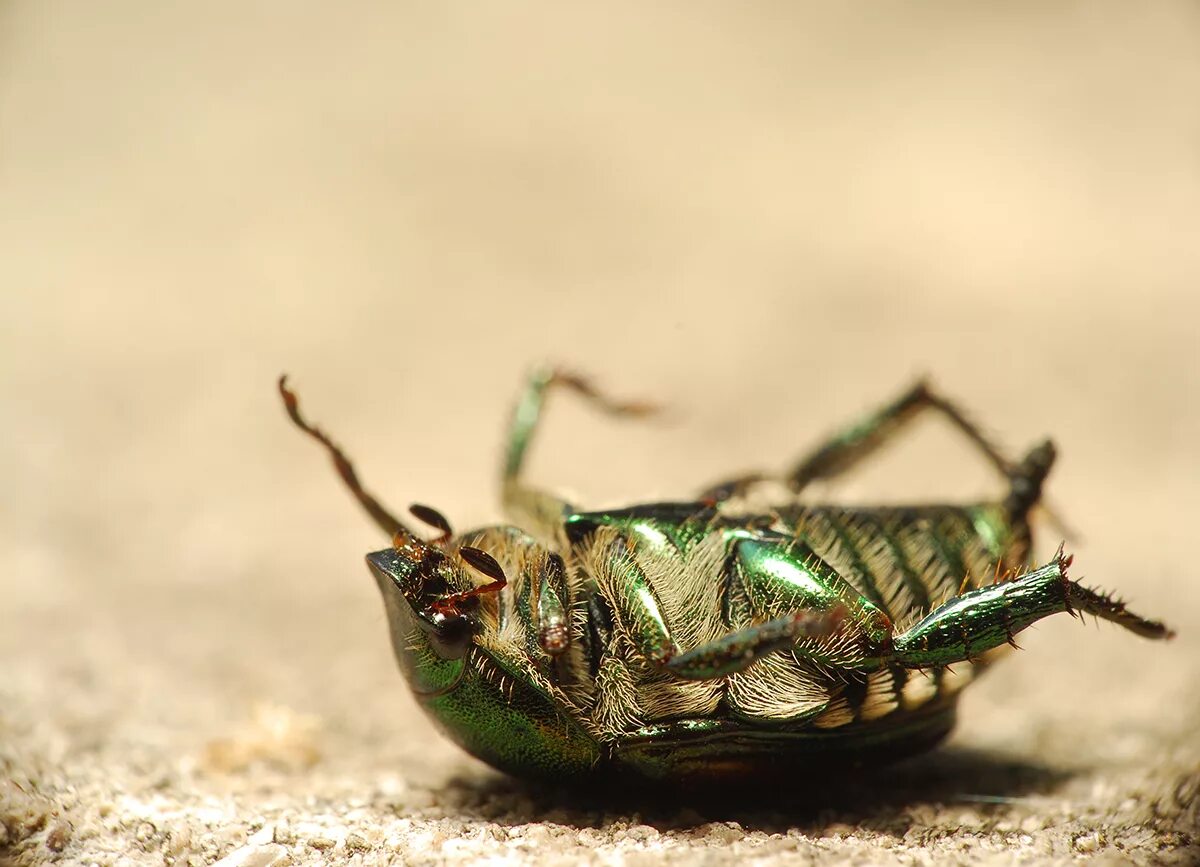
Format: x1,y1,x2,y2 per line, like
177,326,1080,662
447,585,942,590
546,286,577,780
501,367,657,539
592,531,849,681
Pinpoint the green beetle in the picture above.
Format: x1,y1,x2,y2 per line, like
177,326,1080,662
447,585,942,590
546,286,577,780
279,371,1172,784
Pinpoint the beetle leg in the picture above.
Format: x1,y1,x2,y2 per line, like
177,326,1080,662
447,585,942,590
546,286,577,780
535,553,571,656
501,367,658,539
699,381,1073,537
785,380,1006,491
890,547,1173,668
731,534,894,668
592,533,680,668
433,546,509,614
664,608,847,680
278,376,413,538
595,531,850,680
699,382,953,502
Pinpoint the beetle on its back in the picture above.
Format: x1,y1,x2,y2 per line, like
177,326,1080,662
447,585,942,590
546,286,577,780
279,371,1172,783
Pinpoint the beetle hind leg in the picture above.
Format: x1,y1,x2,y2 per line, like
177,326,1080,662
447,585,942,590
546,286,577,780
890,548,1173,669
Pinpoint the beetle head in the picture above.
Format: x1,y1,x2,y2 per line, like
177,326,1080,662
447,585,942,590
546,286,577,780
367,538,468,654
366,528,508,696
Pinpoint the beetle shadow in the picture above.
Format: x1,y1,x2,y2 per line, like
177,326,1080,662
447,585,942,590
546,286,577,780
437,746,1074,833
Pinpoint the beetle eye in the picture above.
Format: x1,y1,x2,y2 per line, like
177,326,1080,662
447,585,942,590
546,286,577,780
423,608,475,660
421,574,450,599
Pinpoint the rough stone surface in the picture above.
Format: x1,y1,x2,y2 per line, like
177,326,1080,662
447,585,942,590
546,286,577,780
2,3,1198,865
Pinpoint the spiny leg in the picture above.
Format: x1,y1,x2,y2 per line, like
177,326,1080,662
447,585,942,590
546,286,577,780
702,381,997,498
786,380,1010,494
731,533,894,668
700,380,1071,535
594,531,848,681
664,609,847,680
501,367,658,538
891,548,1173,669
278,376,412,538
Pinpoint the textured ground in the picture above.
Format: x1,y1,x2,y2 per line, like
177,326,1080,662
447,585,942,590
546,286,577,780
3,3,1199,865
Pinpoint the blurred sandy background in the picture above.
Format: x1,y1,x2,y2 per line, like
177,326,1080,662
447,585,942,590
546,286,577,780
2,2,1198,865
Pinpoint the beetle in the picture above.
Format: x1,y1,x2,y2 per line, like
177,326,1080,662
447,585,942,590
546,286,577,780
279,370,1172,783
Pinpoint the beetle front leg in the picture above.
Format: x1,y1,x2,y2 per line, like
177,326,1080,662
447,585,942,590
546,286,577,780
891,549,1173,668
501,367,657,539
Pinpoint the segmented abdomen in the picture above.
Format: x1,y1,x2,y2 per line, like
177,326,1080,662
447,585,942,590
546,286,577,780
772,502,1032,626
727,501,1035,728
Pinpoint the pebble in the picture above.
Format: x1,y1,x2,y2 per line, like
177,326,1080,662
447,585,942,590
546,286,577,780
625,824,659,843
45,820,72,852
520,823,552,844
135,820,159,849
702,822,744,844
210,844,288,867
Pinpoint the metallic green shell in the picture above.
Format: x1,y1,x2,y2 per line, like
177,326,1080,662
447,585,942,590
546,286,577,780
370,497,1032,783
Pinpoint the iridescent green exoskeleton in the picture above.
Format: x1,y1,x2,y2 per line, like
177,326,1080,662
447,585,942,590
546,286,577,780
279,372,1172,783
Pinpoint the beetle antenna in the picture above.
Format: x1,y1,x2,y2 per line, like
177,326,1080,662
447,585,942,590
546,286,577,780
409,503,453,545
433,546,508,613
278,375,412,538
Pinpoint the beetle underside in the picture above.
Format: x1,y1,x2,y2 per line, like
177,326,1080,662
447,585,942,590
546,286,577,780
281,370,1173,783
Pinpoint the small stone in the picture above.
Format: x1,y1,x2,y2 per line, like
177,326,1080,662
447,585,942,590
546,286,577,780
345,832,371,852
521,824,552,845
703,822,744,844
45,820,71,852
1074,831,1103,853
166,826,193,856
576,828,603,846
135,821,159,849
272,824,295,845
309,835,337,851
625,824,659,843
210,843,289,867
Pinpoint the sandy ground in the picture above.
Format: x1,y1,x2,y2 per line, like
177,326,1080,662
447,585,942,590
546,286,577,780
2,3,1199,865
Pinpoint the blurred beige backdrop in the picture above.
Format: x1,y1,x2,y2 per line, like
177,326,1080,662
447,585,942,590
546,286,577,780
2,3,1198,865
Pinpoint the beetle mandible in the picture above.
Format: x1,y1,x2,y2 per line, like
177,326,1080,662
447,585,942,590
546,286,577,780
279,370,1172,783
